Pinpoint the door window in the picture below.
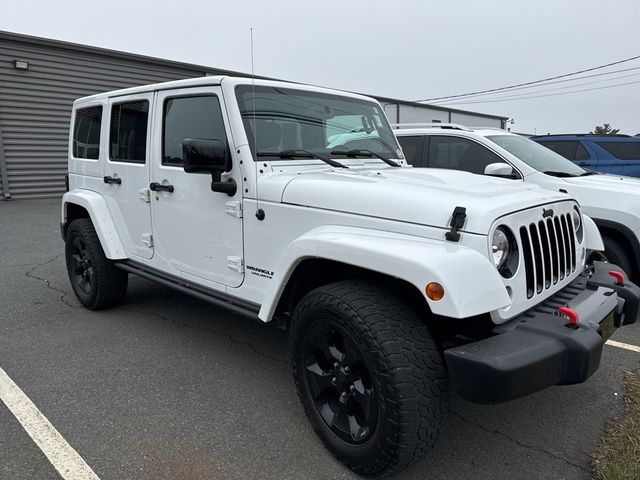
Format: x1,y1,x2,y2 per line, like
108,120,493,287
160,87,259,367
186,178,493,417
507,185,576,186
537,141,585,160
109,101,149,163
397,135,424,167
162,95,227,166
428,136,505,174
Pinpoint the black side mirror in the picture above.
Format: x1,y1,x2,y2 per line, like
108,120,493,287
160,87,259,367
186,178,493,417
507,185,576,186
182,138,237,196
183,138,229,173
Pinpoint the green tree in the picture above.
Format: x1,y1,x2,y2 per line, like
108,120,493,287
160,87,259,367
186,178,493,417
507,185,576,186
590,123,620,135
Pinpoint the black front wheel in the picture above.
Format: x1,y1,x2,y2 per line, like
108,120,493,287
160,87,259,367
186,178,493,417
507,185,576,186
65,218,128,309
290,280,447,477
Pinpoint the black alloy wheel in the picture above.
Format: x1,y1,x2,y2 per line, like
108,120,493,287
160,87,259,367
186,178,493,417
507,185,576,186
64,218,128,310
70,236,94,295
290,280,447,477
303,322,378,444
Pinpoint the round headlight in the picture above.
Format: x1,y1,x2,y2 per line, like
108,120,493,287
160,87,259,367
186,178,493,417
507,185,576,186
572,209,581,232
572,208,584,242
491,228,509,268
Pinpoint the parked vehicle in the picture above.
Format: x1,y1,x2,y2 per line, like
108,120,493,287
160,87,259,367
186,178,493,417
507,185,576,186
61,80,639,477
395,124,640,281
530,134,640,178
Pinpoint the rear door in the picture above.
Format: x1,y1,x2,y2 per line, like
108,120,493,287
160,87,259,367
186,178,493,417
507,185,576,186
102,93,154,260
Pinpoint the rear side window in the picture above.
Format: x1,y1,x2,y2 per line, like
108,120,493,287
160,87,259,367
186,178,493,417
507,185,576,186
428,136,505,174
397,135,424,167
72,106,102,159
597,142,640,160
109,101,149,163
163,95,227,166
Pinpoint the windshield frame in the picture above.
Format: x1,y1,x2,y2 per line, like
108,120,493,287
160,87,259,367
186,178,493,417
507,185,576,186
234,84,403,163
486,134,587,177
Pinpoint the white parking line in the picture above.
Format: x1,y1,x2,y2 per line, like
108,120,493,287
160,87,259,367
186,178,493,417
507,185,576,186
0,367,100,480
606,339,640,353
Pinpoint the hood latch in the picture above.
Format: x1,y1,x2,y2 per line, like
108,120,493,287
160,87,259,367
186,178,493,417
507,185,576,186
445,206,467,242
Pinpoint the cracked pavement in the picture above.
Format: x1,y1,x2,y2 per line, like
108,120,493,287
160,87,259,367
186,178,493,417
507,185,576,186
1,199,639,480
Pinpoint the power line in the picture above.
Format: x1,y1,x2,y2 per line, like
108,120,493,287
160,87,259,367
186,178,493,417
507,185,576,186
445,79,640,105
442,71,640,104
428,65,640,104
414,55,640,103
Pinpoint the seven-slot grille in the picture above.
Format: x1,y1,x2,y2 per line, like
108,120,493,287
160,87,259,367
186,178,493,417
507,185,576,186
519,212,577,299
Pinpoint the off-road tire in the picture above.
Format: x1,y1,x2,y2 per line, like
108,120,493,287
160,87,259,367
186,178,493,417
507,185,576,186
290,280,447,477
602,235,634,280
65,218,128,309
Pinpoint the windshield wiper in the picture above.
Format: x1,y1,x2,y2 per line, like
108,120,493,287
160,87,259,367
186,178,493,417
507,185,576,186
257,149,348,168
579,171,599,176
543,171,579,178
330,149,401,167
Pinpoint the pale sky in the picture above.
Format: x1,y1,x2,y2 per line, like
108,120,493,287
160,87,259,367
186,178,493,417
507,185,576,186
2,0,639,134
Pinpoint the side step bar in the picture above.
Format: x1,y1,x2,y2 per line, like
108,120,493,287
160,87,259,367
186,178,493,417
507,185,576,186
115,260,261,321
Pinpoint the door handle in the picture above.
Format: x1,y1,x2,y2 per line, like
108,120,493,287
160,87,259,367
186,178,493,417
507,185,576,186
150,182,174,193
103,176,122,185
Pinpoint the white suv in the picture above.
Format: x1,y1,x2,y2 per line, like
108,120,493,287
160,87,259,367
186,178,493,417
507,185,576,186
395,124,640,280
61,79,639,477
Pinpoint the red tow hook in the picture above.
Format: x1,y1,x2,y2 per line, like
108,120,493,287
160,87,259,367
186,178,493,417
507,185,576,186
559,306,580,327
609,270,625,286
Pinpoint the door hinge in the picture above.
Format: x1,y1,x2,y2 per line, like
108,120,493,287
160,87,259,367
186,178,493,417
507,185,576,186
225,200,243,218
226,256,244,273
142,233,154,248
138,188,151,203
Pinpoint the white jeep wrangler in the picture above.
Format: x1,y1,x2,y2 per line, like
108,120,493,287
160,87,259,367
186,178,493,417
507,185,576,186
61,77,640,477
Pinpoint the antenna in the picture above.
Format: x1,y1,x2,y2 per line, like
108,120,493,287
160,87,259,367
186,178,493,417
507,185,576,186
251,28,265,221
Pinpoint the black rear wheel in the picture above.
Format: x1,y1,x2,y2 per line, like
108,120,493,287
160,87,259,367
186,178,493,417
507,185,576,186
65,218,128,309
290,280,446,477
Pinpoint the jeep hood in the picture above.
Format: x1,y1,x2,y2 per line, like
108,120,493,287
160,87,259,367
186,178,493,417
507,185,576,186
277,168,569,234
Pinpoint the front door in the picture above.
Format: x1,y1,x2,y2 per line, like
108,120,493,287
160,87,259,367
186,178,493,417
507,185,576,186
148,86,244,288
102,93,153,260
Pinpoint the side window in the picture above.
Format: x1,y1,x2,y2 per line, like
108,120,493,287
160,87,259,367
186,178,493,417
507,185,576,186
575,142,590,161
109,101,149,163
73,106,102,159
597,142,640,160
428,136,505,174
538,141,579,160
397,136,424,167
163,95,227,166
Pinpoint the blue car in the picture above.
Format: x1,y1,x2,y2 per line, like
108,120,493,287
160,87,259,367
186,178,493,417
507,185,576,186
530,134,640,177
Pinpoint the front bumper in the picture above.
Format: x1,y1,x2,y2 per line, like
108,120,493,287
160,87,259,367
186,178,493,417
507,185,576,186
445,262,640,404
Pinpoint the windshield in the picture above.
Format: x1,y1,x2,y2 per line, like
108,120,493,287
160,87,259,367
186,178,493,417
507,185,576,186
487,135,587,176
235,85,401,161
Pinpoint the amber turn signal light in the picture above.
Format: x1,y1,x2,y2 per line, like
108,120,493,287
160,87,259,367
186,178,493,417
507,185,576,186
426,282,444,301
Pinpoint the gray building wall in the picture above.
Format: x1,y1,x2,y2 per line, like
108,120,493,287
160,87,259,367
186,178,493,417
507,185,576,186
0,31,509,199
0,32,234,199
382,102,506,129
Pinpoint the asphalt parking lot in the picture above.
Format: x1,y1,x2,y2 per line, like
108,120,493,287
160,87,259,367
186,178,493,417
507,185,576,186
1,198,639,480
